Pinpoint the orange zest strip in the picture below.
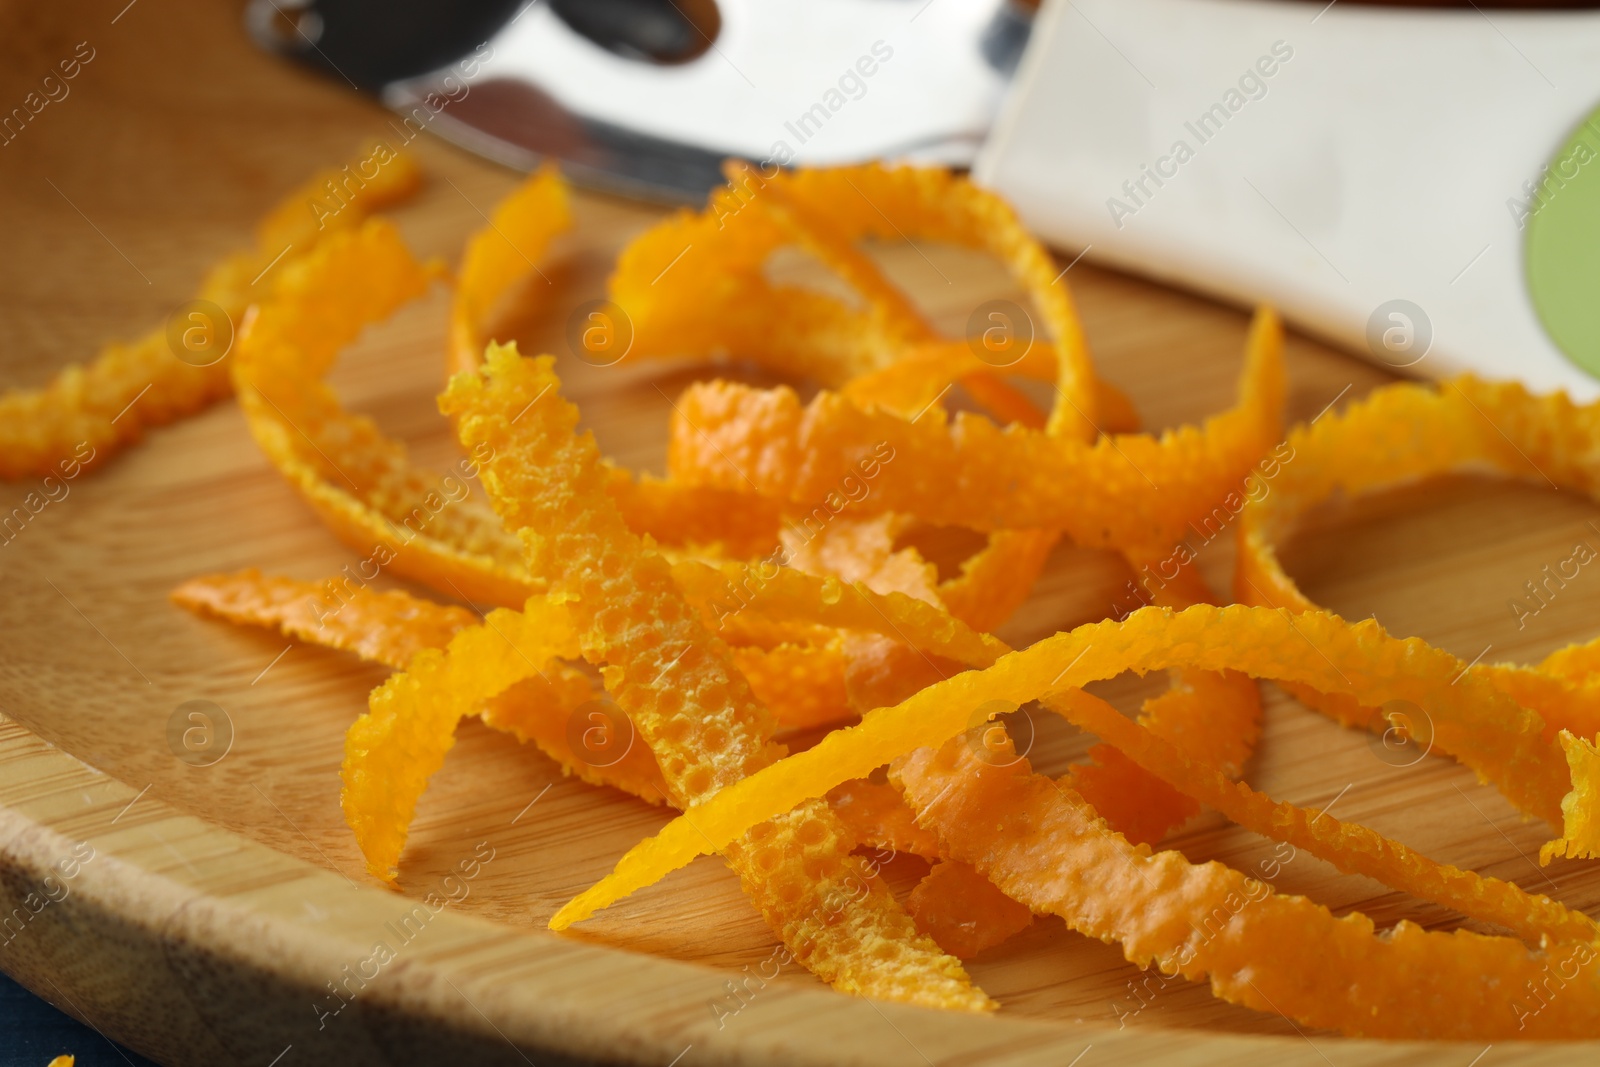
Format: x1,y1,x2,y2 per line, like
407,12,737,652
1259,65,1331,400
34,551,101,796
232,218,540,609
894,738,1600,1040
666,308,1285,557
551,605,1564,928
1238,376,1600,743
611,164,1097,432
772,165,1100,439
738,166,1045,431
442,342,991,1011
731,162,932,356
341,597,582,880
1035,686,1593,946
171,568,478,668
1,149,421,480
447,164,571,379
1239,377,1600,618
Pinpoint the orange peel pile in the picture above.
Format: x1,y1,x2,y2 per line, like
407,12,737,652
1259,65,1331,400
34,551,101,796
51,152,1589,1037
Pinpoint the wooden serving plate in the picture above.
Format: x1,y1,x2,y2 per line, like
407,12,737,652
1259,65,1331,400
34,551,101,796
3,1,1600,1063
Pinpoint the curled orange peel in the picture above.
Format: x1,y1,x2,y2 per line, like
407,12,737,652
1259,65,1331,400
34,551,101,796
550,604,1565,929
1237,377,1600,753
665,307,1285,556
1238,377,1600,622
611,164,1097,433
232,218,540,609
341,595,583,880
1037,685,1592,946
734,164,1047,432
448,163,571,380
171,568,478,668
1,148,421,481
894,737,1600,1040
441,342,991,1011
760,165,1100,438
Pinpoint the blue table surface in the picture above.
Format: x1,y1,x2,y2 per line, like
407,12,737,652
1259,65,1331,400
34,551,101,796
0,970,159,1067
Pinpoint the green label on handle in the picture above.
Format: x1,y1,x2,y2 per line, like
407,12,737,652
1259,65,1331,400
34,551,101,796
1526,106,1600,379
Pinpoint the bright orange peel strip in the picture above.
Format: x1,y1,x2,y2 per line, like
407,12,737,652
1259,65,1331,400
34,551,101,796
171,568,478,668
738,166,1047,432
448,163,571,379
895,737,1600,1039
442,342,990,1011
1239,376,1600,621
342,596,582,880
612,164,1097,434
233,218,541,609
666,307,1285,558
1035,686,1593,946
551,604,1565,928
1237,376,1600,747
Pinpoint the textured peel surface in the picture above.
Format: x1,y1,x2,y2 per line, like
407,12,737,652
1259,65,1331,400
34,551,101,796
442,343,991,1011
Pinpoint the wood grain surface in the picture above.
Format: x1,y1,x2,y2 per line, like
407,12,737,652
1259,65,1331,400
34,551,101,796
3,1,1600,1064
